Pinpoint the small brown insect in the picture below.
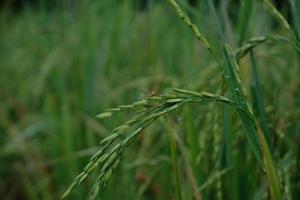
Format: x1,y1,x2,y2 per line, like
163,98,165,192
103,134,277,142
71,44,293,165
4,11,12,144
141,74,165,99
140,88,160,99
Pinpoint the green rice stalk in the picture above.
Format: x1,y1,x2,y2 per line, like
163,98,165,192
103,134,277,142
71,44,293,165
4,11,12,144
257,125,282,200
62,87,243,198
249,50,272,147
207,1,282,199
166,0,217,61
262,0,300,52
237,0,253,45
262,0,291,33
235,35,291,59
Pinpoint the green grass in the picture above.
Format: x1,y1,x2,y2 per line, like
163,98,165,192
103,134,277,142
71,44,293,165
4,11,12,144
1,0,300,199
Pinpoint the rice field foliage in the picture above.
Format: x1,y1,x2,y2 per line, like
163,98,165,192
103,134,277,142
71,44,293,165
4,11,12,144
1,0,300,199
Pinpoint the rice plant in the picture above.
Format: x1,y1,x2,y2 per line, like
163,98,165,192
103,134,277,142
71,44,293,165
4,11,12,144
1,0,300,199
60,0,298,199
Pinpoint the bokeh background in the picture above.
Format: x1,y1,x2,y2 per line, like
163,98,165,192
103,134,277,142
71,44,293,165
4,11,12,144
1,0,299,200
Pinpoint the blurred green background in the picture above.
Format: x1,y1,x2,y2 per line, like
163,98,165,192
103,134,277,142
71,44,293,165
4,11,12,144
1,0,300,199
